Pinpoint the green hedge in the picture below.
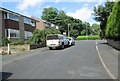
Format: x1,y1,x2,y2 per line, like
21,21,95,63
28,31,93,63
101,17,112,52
105,1,120,40
76,35,100,40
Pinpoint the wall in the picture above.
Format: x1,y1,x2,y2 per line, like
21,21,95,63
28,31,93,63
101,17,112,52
36,20,45,30
0,10,2,46
5,19,19,30
107,39,120,51
19,16,25,40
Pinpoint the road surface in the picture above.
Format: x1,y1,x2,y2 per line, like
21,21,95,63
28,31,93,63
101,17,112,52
2,40,111,79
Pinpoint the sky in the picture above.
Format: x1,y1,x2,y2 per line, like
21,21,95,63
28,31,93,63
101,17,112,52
0,0,108,26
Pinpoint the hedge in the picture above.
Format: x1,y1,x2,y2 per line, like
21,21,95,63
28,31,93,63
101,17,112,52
76,35,100,40
105,1,120,40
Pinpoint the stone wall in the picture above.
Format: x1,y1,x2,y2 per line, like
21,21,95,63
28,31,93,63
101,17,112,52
0,44,46,55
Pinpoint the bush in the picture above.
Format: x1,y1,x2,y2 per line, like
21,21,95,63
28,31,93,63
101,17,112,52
10,40,24,45
76,35,100,40
32,28,61,44
2,36,10,46
105,1,120,40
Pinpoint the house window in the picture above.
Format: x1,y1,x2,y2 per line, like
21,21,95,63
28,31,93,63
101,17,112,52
5,29,20,38
31,21,36,27
24,17,31,25
25,31,32,39
9,13,19,21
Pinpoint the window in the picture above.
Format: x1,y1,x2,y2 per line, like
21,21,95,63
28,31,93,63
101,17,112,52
24,17,31,25
47,35,58,40
5,29,20,38
9,13,19,21
31,21,36,27
25,31,32,39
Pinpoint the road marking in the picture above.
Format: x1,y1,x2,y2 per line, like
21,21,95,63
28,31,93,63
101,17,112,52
95,41,117,79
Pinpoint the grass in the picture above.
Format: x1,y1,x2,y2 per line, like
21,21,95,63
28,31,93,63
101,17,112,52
76,35,100,40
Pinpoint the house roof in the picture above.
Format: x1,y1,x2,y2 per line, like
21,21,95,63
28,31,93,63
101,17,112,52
0,7,39,22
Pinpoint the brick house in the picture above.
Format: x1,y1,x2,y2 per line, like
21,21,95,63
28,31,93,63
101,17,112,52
0,7,39,46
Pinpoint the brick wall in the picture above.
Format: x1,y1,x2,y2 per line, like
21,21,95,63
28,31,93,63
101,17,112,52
36,20,45,30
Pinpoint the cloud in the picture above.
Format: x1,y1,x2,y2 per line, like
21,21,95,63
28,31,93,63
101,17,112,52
55,0,60,3
94,0,105,7
17,0,42,11
62,7,67,11
66,4,93,22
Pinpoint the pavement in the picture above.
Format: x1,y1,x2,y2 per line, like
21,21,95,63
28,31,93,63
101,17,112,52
96,40,119,79
1,40,119,79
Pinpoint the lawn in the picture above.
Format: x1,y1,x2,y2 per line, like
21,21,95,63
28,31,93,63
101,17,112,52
76,35,100,40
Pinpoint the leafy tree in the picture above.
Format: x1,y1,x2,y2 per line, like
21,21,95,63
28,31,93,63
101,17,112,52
41,7,85,37
91,23,100,35
42,7,58,24
105,1,120,40
93,1,114,38
70,29,79,37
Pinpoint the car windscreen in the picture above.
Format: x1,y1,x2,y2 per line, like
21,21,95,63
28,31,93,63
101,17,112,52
47,35,58,40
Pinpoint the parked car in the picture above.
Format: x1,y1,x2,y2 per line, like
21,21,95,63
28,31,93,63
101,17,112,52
46,34,69,50
67,37,75,46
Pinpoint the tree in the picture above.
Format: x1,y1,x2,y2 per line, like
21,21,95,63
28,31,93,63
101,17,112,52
41,7,85,37
91,23,100,35
105,1,120,40
70,29,79,37
93,1,114,38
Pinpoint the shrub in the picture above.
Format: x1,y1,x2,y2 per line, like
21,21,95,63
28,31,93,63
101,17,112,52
10,40,24,45
76,35,100,40
2,36,10,46
32,28,61,44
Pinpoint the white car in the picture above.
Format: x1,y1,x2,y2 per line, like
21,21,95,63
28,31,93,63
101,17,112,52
46,34,69,50
67,37,75,46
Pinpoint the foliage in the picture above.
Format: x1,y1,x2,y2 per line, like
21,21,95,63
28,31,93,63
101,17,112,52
105,1,120,40
70,29,79,37
32,28,61,44
2,36,10,46
41,7,84,37
91,23,100,35
93,1,114,38
10,39,25,45
76,35,100,40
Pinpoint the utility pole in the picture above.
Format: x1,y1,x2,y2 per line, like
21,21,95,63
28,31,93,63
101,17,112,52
68,24,70,37
86,26,88,40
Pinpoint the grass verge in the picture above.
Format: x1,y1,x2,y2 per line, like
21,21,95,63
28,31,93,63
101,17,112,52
76,35,100,40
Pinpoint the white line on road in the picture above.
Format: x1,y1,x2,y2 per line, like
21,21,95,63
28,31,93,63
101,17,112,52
95,41,116,79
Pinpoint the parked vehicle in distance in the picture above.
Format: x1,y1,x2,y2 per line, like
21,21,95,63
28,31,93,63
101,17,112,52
46,34,69,50
67,37,75,46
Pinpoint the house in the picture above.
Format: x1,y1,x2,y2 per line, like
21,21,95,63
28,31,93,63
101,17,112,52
32,16,59,30
0,7,39,45
0,7,59,46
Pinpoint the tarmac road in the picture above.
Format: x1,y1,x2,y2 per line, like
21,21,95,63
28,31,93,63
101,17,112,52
2,40,111,79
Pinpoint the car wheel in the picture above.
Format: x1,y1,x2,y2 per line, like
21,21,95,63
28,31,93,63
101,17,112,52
60,44,64,49
49,47,53,50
